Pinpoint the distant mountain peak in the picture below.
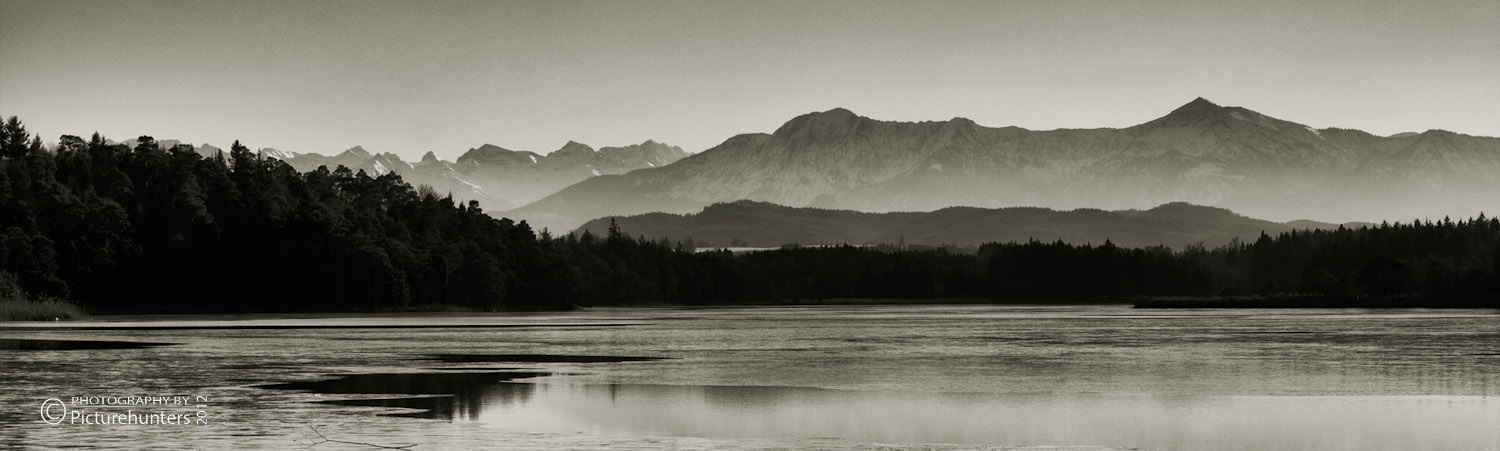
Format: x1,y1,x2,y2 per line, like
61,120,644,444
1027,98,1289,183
1166,97,1226,117
193,144,225,160
420,151,439,164
556,140,596,155
456,144,529,166
1145,201,1239,218
774,108,863,138
339,145,370,158
819,107,857,118
945,116,978,127
793,108,860,123
1133,96,1286,131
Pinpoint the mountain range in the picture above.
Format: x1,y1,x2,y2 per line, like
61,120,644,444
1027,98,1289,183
574,200,1356,250
512,98,1500,232
188,139,688,211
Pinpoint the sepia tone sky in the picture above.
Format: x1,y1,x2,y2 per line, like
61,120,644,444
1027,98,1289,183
1,0,1496,159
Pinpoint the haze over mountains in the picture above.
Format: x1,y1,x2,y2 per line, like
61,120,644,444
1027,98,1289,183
513,98,1500,232
126,97,1498,236
187,139,688,211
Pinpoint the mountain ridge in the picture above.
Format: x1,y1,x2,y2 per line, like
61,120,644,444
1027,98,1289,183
259,139,689,210
573,200,1364,250
512,98,1500,232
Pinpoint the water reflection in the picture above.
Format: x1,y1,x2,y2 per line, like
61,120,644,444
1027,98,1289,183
465,382,1499,449
423,354,669,364
12,306,1495,450
0,338,170,350
262,371,1500,450
261,371,551,421
261,371,550,395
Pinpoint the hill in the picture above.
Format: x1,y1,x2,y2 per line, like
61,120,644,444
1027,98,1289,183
574,201,1350,250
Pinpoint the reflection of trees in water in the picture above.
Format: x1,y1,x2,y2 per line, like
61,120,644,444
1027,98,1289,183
261,372,548,420
0,338,166,350
469,382,539,419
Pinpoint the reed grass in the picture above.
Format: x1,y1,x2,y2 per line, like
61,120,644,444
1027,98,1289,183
0,296,88,321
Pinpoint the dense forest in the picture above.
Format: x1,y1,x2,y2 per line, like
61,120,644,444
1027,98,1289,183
1,116,1497,313
0,117,576,312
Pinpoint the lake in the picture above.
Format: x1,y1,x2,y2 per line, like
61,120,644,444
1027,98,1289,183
2,305,1498,450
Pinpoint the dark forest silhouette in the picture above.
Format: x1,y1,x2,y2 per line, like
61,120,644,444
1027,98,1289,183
1,116,1496,313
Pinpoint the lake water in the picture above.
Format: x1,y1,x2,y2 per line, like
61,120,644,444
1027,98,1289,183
2,305,1498,450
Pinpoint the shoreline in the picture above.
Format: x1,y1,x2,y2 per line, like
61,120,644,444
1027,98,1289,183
8,296,1499,323
1133,297,1499,309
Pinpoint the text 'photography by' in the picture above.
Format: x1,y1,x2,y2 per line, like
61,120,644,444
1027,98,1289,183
2,0,1498,450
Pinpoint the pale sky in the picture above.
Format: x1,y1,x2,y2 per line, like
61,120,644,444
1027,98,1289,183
2,0,1497,160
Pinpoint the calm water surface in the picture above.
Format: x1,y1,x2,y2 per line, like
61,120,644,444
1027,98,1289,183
1,306,1497,450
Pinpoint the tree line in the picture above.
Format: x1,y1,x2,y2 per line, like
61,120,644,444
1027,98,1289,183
1,117,574,312
1,116,1496,312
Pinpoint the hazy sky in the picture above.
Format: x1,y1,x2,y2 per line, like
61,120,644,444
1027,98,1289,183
2,0,1496,160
